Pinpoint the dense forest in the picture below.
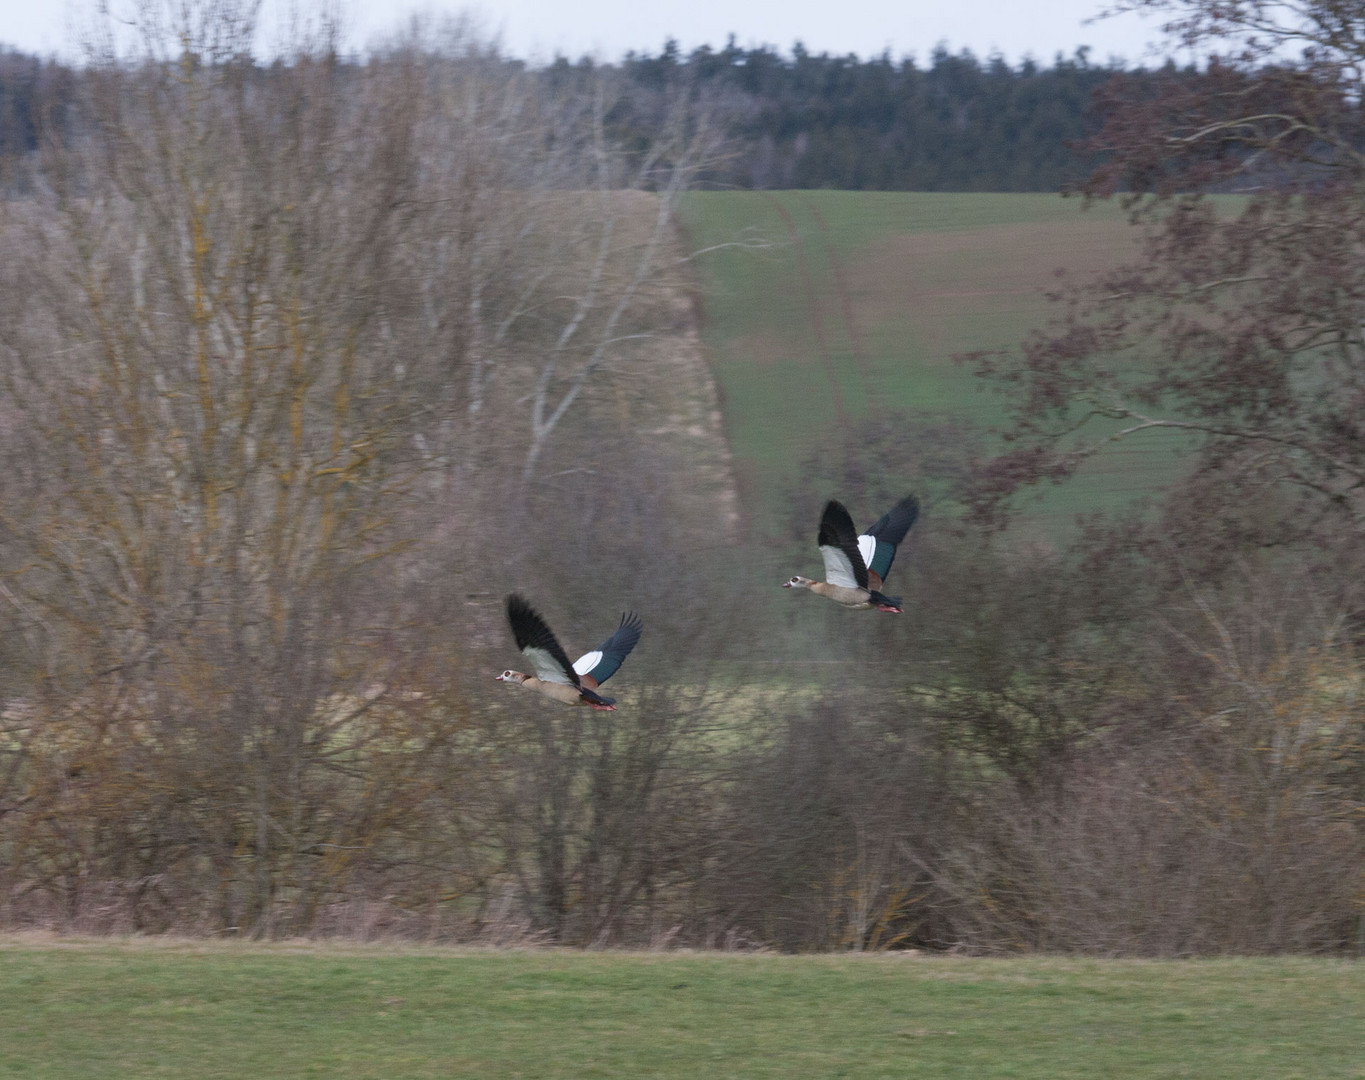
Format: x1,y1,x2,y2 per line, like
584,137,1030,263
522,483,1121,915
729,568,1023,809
615,39,1128,190
0,39,1165,192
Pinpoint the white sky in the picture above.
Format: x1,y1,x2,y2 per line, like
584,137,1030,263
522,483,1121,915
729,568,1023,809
1,0,1175,67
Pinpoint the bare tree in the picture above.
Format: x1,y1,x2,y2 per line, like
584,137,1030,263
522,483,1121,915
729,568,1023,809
384,38,726,487
0,3,734,937
971,0,1365,542
0,3,474,934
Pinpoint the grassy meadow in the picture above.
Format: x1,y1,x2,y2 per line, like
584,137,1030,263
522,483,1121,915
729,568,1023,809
3,939,1362,1078
678,191,1193,535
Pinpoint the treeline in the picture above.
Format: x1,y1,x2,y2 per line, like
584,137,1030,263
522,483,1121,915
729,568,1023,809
0,49,71,162
612,39,1128,191
1,39,1173,192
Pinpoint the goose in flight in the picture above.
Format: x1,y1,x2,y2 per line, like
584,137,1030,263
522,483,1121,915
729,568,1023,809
783,495,919,613
495,594,642,709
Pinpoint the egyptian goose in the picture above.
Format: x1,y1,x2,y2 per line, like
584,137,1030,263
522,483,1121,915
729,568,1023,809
495,594,642,710
784,494,919,613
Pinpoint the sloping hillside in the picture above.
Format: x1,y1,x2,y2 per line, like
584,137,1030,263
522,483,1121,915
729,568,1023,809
680,191,1192,539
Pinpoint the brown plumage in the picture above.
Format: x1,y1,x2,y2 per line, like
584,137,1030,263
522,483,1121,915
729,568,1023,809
495,595,642,710
783,495,919,613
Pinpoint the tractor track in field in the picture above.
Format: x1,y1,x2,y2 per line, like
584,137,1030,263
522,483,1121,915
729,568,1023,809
799,194,878,403
759,191,852,427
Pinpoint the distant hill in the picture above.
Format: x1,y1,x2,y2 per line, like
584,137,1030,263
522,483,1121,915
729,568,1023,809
678,190,1192,540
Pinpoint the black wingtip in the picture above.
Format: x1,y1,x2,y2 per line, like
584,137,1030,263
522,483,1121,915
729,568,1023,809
867,494,919,546
585,611,643,688
505,594,579,686
617,612,643,655
818,500,857,547
505,593,540,647
818,499,869,589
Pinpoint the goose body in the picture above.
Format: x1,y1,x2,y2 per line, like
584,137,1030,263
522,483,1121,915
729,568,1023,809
496,594,642,710
784,495,919,613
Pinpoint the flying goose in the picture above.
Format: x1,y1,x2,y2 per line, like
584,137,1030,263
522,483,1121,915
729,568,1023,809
495,594,642,709
783,494,919,613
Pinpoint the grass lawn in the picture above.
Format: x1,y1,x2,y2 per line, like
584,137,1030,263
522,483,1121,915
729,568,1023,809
2,938,1362,1078
678,191,1193,538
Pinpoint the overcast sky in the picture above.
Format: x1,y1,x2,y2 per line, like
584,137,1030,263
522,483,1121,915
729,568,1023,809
1,0,1175,67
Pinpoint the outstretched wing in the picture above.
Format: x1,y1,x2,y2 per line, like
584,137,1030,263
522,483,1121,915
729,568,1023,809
506,594,578,686
858,494,919,590
818,500,868,589
573,612,643,689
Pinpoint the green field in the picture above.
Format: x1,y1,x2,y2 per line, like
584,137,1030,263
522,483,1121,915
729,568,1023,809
3,939,1362,1078
679,191,1192,535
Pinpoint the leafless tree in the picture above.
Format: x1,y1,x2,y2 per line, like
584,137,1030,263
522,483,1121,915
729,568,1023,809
0,2,733,938
0,3,473,934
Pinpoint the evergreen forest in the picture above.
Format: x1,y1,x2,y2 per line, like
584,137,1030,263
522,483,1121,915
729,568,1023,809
0,39,1178,193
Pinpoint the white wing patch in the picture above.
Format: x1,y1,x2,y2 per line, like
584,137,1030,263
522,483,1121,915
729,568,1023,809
857,534,877,578
820,543,861,589
524,645,574,684
573,650,603,678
